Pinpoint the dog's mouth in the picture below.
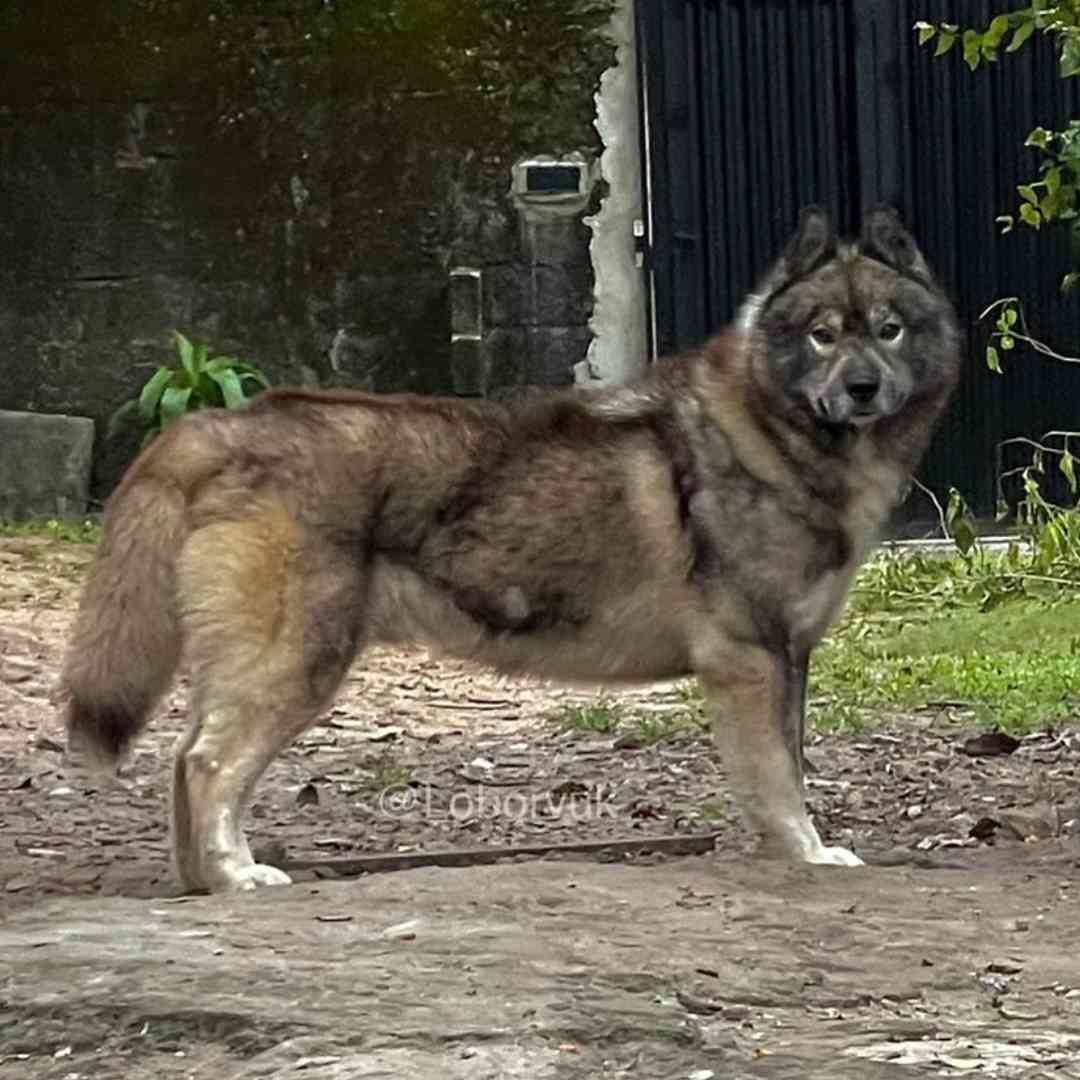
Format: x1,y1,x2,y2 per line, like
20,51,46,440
813,397,883,431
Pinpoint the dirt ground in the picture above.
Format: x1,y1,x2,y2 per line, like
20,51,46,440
2,536,1080,1078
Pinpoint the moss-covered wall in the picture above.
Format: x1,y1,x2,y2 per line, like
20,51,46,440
0,1,614,499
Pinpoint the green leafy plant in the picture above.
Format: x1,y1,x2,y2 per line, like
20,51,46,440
0,518,101,543
915,3,1080,293
551,700,623,735
109,332,269,445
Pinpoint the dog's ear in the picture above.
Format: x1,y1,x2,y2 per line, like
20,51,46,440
783,205,835,278
860,206,933,283
737,206,837,329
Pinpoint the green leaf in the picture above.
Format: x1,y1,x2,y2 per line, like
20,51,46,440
1001,334,1016,351
195,372,222,408
1025,127,1053,149
159,385,193,429
105,399,138,440
986,14,1011,44
1006,19,1036,52
203,355,241,373
1045,165,1062,197
137,366,174,423
946,488,977,555
935,30,957,56
1061,449,1077,493
962,30,983,70
239,371,270,389
1062,271,1080,293
989,14,1010,41
235,365,271,386
205,357,270,388
207,367,247,409
1004,306,1019,328
174,332,196,380
1062,38,1080,78
1018,183,1040,205
1019,202,1042,228
914,21,936,46
986,344,1002,373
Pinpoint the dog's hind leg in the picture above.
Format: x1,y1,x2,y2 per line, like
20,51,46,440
172,508,366,893
697,640,862,867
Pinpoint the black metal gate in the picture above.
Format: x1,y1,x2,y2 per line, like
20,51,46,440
637,0,1080,520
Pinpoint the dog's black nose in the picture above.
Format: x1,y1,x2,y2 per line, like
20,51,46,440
846,375,880,406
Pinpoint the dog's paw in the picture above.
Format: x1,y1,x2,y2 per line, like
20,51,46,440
234,863,294,890
207,862,293,892
810,845,864,867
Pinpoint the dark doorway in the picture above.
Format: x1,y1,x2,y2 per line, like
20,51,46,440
637,0,1080,522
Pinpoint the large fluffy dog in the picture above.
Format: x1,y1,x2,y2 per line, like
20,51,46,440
62,208,961,892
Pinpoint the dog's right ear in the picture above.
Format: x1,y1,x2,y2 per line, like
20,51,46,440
782,206,836,279
737,206,836,331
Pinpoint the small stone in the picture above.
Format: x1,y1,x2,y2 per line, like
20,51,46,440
1,657,35,683
969,817,1000,842
959,731,1020,757
381,919,420,941
366,727,403,742
294,1057,342,1070
997,1004,1046,1021
997,810,1054,842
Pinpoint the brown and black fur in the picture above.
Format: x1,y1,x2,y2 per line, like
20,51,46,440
62,207,961,891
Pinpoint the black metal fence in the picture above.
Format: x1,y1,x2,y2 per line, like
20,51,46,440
637,0,1080,521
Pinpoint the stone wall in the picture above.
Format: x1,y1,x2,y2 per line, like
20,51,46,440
0,1,614,502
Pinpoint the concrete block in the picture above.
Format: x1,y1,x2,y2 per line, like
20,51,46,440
0,410,95,521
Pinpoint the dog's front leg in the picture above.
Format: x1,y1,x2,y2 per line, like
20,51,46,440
697,640,862,866
781,646,809,798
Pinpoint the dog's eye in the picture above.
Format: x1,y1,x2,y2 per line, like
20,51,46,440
810,326,837,347
878,321,903,342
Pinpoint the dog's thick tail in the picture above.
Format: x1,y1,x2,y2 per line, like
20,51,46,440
62,463,189,771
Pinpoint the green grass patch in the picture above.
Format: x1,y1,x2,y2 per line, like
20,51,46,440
626,710,704,746
551,698,705,744
812,549,1080,735
362,759,414,792
551,700,623,735
0,518,101,544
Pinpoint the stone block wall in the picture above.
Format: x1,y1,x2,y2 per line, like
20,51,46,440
0,2,615,503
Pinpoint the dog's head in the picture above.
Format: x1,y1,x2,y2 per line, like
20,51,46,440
739,207,960,435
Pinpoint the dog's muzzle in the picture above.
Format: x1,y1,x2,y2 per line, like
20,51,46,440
809,355,897,428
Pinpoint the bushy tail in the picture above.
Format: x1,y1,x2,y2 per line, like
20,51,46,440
62,468,188,770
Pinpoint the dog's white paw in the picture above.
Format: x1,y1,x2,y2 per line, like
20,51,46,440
207,862,293,892
235,862,293,890
810,845,864,867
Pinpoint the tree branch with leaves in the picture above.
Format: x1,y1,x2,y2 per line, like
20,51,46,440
916,2,1080,377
